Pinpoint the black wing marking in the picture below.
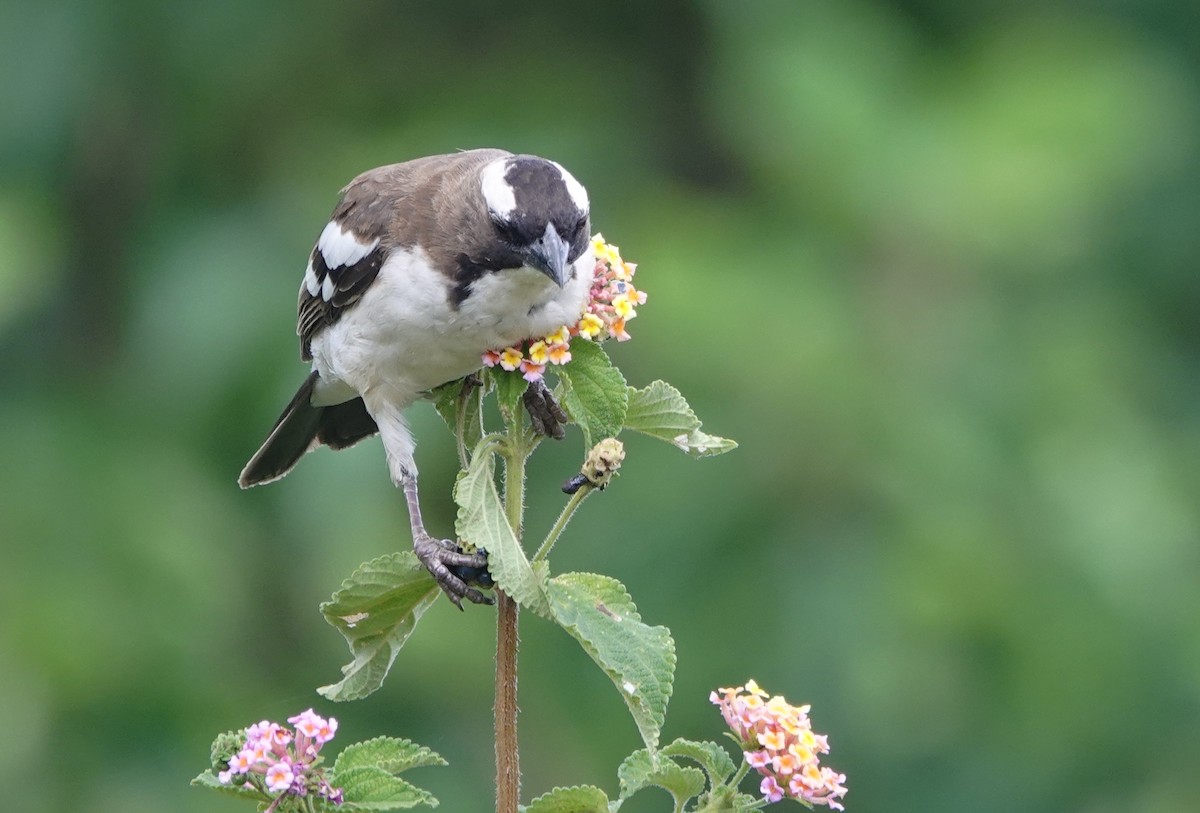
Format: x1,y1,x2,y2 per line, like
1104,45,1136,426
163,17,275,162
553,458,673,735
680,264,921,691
297,240,386,361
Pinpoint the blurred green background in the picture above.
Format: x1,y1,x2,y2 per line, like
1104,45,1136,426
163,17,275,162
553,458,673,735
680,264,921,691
3,0,1198,810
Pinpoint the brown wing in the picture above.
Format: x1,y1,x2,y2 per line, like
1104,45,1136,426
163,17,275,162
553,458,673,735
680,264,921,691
295,149,513,360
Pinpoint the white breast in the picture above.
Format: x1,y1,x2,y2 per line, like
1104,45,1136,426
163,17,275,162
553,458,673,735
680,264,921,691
309,245,592,409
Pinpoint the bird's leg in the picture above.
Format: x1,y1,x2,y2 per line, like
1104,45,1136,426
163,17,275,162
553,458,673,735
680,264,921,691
402,473,493,608
371,397,492,607
523,378,569,439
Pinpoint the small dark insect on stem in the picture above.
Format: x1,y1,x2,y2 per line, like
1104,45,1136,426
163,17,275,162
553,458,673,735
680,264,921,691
561,473,589,494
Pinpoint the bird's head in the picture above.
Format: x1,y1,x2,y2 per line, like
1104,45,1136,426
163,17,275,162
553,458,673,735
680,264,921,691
480,155,590,287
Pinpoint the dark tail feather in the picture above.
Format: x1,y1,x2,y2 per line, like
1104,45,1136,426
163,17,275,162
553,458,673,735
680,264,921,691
317,397,379,450
238,372,379,488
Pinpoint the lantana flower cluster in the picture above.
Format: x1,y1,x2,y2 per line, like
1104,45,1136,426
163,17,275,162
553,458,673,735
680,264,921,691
711,681,848,810
218,709,344,808
483,234,645,383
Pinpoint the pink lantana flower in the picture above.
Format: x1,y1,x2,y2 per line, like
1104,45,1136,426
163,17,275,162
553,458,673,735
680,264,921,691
264,761,295,793
745,749,772,770
520,360,546,383
218,710,344,807
761,775,785,803
712,681,847,810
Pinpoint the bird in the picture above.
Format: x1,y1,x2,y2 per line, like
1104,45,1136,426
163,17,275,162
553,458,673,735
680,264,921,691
238,149,594,606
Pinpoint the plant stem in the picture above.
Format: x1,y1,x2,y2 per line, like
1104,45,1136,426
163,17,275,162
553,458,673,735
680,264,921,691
532,483,594,563
495,435,526,813
730,759,751,787
495,592,519,813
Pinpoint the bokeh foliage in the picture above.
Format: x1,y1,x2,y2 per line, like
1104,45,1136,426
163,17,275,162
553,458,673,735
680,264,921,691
2,1,1198,811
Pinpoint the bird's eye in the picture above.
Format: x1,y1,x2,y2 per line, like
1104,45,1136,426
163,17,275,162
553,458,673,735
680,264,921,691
491,217,523,245
573,214,588,236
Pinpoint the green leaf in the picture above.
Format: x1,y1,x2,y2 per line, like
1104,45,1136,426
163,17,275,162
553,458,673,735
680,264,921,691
430,377,485,452
558,339,628,447
616,748,706,809
623,380,701,438
492,368,528,423
190,770,270,803
334,736,447,776
318,553,440,701
546,572,675,754
522,785,612,813
623,381,737,458
336,765,438,809
454,443,549,615
331,736,446,810
660,738,736,788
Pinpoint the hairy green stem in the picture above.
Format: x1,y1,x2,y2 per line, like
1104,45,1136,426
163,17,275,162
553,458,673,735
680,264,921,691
532,484,594,563
472,432,507,461
730,758,752,787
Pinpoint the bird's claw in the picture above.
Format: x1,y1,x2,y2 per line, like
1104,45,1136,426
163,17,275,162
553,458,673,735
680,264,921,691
524,379,568,439
413,534,494,609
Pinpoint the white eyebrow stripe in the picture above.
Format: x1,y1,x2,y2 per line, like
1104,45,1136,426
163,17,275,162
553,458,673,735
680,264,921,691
480,159,517,217
553,161,589,213
317,221,380,269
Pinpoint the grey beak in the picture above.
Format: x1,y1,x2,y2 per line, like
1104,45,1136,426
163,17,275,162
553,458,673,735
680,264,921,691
526,222,571,287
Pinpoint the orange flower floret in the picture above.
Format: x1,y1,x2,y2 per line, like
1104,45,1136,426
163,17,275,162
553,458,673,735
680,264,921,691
547,342,572,365
610,318,631,342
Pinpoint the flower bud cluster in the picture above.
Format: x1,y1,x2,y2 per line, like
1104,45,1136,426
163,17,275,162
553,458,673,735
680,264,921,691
217,709,343,806
582,438,625,490
711,680,847,810
482,234,645,383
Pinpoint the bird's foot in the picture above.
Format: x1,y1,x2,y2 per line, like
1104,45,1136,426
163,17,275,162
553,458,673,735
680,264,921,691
523,378,569,439
413,534,494,609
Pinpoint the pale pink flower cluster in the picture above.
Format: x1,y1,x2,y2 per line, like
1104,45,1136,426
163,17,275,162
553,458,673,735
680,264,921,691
482,234,645,383
579,233,645,343
711,681,848,810
219,709,343,807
